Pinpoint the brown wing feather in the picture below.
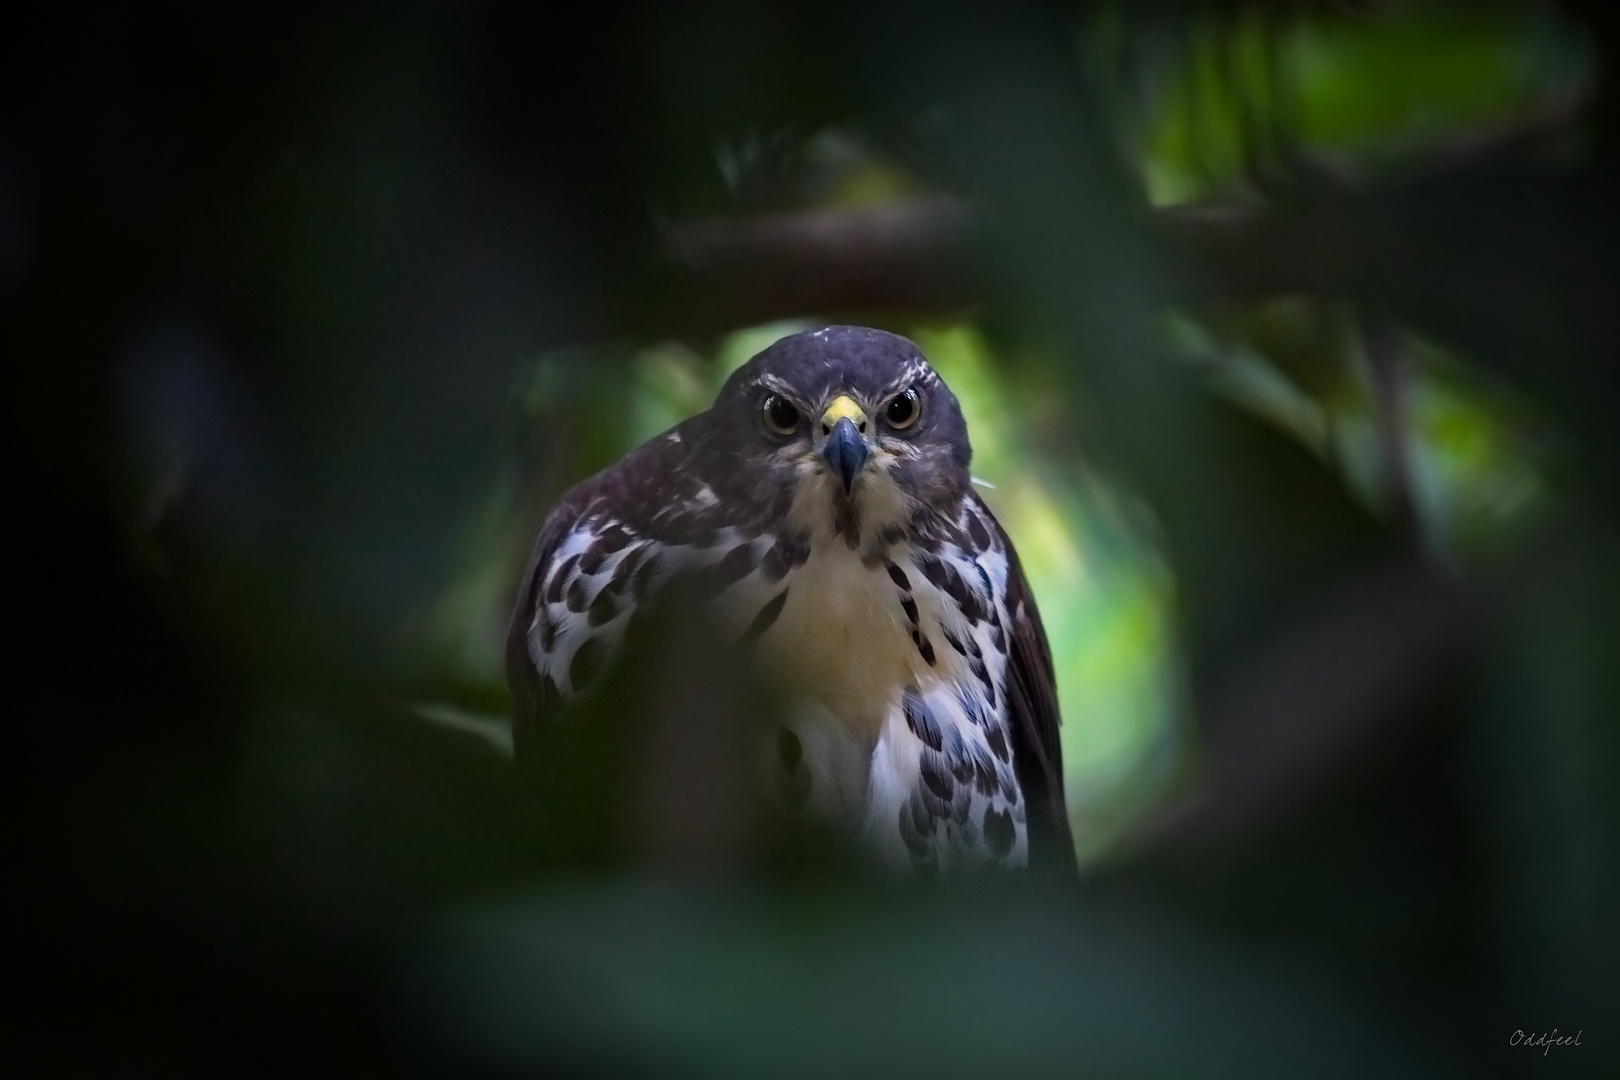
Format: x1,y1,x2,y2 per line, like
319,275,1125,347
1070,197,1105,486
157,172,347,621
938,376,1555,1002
975,493,1077,874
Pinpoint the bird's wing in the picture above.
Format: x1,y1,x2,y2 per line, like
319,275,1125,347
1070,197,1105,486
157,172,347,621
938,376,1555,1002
505,491,582,767
504,422,712,770
976,492,1077,874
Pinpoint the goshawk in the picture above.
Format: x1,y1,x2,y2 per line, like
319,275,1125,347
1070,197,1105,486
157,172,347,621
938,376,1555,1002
507,326,1074,873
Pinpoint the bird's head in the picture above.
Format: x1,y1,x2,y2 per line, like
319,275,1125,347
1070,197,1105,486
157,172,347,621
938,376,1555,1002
697,326,972,541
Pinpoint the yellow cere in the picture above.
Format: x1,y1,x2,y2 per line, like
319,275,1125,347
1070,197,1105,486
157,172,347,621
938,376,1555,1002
821,395,868,428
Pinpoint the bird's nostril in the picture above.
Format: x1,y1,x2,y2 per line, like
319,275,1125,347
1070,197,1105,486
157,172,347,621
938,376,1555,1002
821,423,830,436
858,421,867,433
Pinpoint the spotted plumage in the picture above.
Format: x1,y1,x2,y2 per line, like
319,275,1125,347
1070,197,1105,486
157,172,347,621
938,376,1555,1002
507,326,1074,873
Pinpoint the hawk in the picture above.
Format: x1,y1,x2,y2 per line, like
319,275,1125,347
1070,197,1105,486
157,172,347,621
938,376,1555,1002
507,326,1075,873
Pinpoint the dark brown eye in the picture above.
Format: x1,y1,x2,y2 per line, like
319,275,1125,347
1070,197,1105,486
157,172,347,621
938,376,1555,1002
885,386,921,430
762,394,800,435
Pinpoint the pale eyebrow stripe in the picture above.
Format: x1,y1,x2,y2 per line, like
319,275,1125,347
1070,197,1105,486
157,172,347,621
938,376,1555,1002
759,366,935,406
757,374,821,407
878,363,937,399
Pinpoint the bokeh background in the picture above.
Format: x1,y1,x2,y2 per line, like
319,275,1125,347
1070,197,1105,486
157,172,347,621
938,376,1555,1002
7,1,1619,1075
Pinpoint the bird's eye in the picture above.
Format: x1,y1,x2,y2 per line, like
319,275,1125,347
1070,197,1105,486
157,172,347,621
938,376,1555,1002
762,394,800,436
885,386,922,430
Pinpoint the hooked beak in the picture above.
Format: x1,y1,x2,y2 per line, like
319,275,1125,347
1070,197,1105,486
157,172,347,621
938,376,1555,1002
820,415,869,495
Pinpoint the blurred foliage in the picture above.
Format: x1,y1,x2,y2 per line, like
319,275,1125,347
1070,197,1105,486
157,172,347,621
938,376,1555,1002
1093,1,1597,205
412,877,1453,1078
1167,302,1556,562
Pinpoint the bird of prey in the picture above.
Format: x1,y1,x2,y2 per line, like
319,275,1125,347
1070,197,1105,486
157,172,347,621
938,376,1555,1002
507,326,1074,873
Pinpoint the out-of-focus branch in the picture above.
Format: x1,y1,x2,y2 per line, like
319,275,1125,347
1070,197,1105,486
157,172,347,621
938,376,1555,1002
658,195,975,328
656,91,1595,328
